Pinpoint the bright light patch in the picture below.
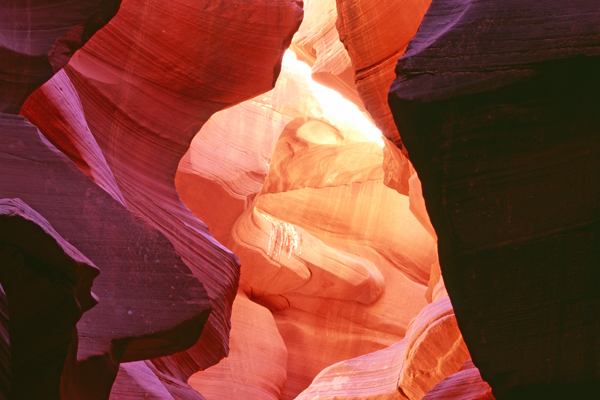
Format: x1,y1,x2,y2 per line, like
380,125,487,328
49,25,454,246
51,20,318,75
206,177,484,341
282,50,384,146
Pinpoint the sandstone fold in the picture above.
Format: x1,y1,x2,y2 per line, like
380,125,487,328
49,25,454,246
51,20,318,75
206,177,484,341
188,291,288,400
174,51,439,399
423,360,495,400
110,361,206,400
389,0,600,398
290,0,362,108
335,0,432,150
0,114,212,399
234,117,436,398
295,296,469,400
22,0,304,385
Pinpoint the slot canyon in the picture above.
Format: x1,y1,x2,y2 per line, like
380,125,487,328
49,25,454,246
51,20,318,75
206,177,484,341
0,0,598,399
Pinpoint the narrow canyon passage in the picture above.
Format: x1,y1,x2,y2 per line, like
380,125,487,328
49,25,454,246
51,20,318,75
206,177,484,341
1,0,598,399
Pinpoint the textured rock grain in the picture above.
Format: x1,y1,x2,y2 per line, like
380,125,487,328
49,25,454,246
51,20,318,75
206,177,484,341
0,198,99,400
0,114,211,399
22,0,304,387
389,0,600,398
335,0,431,149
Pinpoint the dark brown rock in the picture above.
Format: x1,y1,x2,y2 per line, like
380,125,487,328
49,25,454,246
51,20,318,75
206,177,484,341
0,114,211,399
0,0,121,113
0,197,99,399
389,1,600,399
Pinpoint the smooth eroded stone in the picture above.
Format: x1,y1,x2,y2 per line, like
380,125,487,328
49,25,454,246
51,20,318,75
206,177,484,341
22,0,303,382
294,296,469,400
389,1,600,398
0,0,121,113
423,359,495,400
291,0,362,108
189,291,288,400
110,361,206,400
0,114,211,399
335,0,432,149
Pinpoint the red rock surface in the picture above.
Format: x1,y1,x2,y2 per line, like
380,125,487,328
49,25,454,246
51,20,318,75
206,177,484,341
423,360,495,400
335,0,432,150
294,296,469,400
174,51,459,399
1,0,555,398
188,291,288,400
290,0,362,109
23,0,303,386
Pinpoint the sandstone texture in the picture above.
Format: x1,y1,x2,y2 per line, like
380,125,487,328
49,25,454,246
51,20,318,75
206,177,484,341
0,0,122,113
389,0,600,398
0,114,212,399
174,49,466,399
0,198,98,399
22,0,303,391
335,0,431,150
4,0,586,398
423,360,495,400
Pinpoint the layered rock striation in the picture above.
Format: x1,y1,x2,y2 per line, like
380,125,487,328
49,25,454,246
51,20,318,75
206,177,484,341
0,0,122,113
389,0,600,398
0,114,212,399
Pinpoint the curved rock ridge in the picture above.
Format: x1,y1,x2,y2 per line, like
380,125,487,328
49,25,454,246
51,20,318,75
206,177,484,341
188,290,288,400
389,0,600,398
0,0,122,113
0,197,99,400
335,0,432,150
110,361,206,400
22,0,304,386
290,0,363,109
294,296,469,400
176,55,323,246
174,50,441,399
0,114,212,399
422,359,495,400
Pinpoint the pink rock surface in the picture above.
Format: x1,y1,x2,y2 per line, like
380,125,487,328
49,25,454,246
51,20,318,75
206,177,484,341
189,291,287,400
173,50,440,399
111,361,206,400
22,0,304,389
0,0,122,113
294,297,469,400
291,0,362,108
422,360,495,400
0,114,212,399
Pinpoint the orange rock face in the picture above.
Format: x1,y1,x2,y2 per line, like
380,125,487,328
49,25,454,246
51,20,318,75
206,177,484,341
290,0,362,109
19,0,303,397
188,291,288,400
174,50,468,399
294,296,469,400
335,0,432,149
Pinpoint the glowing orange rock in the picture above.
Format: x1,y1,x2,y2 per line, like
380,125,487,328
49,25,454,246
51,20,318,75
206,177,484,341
335,0,432,148
189,291,287,400
176,59,322,246
21,0,303,394
291,0,362,108
423,360,495,400
294,297,469,400
232,118,436,398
